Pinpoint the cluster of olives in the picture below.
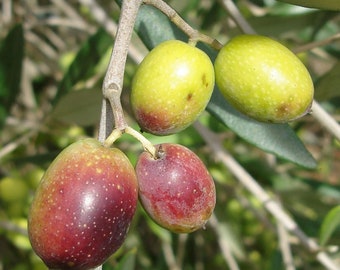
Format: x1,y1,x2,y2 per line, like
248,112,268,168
28,140,215,269
132,36,314,128
28,35,314,269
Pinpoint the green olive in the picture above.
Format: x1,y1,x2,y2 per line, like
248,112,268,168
131,40,215,135
214,35,314,123
0,177,28,202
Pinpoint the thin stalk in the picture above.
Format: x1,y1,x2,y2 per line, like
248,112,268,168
144,0,222,50
125,126,157,158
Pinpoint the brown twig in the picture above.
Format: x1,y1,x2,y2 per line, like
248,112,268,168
292,33,340,54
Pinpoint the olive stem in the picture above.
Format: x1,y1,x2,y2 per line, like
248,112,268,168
125,126,157,158
97,0,142,267
103,128,123,148
98,0,143,142
102,126,157,158
143,0,223,50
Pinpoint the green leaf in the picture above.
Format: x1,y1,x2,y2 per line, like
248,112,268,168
51,88,102,126
315,61,340,101
249,11,325,37
145,215,172,243
208,90,317,169
111,248,137,270
134,4,316,168
0,24,24,128
319,205,340,246
135,4,187,50
54,27,112,104
276,0,340,11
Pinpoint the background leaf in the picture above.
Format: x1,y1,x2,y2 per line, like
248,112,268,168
134,4,187,49
249,11,326,36
108,248,136,270
314,61,340,101
51,88,102,126
208,90,317,169
54,27,112,104
134,4,316,168
319,205,340,246
276,0,340,11
0,24,24,128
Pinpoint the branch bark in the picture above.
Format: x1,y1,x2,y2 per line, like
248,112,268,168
98,0,143,142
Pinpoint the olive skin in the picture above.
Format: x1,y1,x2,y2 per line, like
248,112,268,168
136,143,216,233
28,139,138,270
214,34,314,123
131,40,215,135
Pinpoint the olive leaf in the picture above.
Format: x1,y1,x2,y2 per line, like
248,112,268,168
277,0,340,11
54,27,112,105
0,24,24,128
319,205,340,246
315,61,340,101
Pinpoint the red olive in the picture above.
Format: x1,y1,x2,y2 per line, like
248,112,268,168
28,138,138,269
136,143,216,233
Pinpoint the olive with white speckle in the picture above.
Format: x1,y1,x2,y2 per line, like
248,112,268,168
131,40,215,135
214,34,314,123
28,138,138,269
136,143,216,233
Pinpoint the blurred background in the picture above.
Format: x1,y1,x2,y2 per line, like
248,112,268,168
0,0,339,269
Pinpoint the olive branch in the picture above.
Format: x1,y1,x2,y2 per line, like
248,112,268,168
92,0,340,269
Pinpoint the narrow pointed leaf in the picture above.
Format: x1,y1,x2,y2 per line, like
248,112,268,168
51,88,102,126
277,0,340,11
0,24,24,127
134,4,187,50
315,61,340,101
54,28,112,104
320,205,340,246
207,90,317,168
112,248,137,270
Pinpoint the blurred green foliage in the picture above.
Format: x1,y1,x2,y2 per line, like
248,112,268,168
0,0,340,269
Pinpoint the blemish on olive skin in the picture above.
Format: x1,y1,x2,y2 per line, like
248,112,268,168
186,93,193,101
201,73,208,87
276,103,290,118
